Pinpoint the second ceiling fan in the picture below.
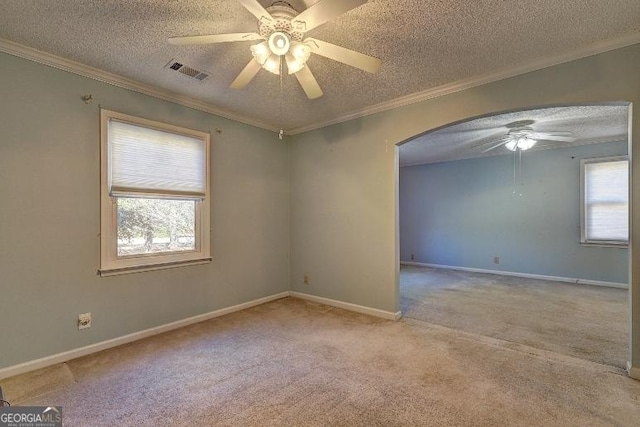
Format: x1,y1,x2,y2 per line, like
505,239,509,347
481,120,577,153
169,0,382,99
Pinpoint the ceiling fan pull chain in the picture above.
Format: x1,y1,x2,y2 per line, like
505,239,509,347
518,149,523,196
279,58,284,139
512,149,517,195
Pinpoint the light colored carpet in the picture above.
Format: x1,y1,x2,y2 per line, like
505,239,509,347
2,297,639,426
401,265,628,368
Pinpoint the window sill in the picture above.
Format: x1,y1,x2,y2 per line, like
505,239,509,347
99,258,212,277
580,242,629,249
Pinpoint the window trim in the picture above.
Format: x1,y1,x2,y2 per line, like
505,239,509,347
100,109,211,275
580,155,629,247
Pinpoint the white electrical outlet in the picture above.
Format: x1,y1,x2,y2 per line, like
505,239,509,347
78,312,92,330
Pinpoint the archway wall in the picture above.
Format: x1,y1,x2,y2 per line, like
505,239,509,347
289,44,640,373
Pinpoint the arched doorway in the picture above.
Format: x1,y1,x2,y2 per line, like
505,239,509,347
396,103,631,369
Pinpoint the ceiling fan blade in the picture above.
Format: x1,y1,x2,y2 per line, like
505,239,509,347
237,0,274,22
306,38,381,73
536,135,577,142
481,138,510,153
169,33,263,45
291,0,367,32
295,66,323,99
530,132,576,142
230,59,262,89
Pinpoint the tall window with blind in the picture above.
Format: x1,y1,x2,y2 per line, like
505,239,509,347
100,110,211,275
580,156,629,246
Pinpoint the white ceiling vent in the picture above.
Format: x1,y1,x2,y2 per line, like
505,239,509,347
165,59,209,82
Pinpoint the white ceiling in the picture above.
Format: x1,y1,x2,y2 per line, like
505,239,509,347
399,105,629,166
0,1,639,133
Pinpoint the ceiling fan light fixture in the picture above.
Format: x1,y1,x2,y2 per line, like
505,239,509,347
519,137,537,150
291,42,311,62
505,139,518,151
268,31,291,56
263,54,281,75
285,53,305,74
285,42,311,74
250,41,270,64
505,136,537,151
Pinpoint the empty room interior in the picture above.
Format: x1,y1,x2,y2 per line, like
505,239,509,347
399,105,630,369
1,1,640,425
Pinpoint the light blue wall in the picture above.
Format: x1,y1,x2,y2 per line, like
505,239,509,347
0,52,290,370
289,121,397,312
2,42,640,373
289,44,640,371
400,142,628,283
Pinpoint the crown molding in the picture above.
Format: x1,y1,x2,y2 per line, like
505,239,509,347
2,32,639,137
0,38,280,133
287,31,640,135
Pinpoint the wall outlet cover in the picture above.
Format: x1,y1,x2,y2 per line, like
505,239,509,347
78,312,92,330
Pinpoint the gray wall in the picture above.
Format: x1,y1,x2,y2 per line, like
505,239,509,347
288,44,640,370
0,52,290,370
400,142,628,283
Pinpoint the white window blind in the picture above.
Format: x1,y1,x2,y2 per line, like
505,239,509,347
109,119,206,198
583,159,628,243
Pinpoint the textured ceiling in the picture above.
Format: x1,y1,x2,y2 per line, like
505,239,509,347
0,1,639,132
399,105,629,166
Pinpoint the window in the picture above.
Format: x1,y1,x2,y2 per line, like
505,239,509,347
100,110,210,275
580,156,628,246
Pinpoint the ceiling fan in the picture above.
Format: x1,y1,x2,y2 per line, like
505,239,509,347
481,120,576,153
477,120,577,195
168,0,382,99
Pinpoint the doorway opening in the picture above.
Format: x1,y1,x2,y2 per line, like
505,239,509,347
396,103,631,368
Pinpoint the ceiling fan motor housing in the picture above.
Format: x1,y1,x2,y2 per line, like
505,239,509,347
508,127,534,138
505,127,536,151
259,2,304,44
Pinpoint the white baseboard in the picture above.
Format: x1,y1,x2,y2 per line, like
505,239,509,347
400,261,628,289
0,292,289,381
290,291,402,321
628,363,640,380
